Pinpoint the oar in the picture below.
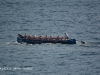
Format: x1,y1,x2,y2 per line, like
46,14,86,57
76,40,86,44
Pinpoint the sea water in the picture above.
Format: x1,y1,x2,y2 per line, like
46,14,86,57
0,0,100,75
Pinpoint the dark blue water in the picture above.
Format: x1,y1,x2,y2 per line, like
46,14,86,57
0,0,100,75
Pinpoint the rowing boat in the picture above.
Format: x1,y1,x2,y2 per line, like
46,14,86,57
17,34,76,44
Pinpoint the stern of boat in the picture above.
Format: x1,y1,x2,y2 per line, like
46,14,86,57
71,39,76,44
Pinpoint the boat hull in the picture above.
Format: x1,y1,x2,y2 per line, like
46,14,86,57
17,36,76,44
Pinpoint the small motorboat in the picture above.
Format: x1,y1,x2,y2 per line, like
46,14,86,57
17,34,76,44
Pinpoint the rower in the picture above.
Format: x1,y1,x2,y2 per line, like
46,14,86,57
65,33,69,39
18,34,24,38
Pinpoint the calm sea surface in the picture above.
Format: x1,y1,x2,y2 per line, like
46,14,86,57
0,0,100,75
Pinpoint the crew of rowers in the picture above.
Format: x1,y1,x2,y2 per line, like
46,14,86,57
24,33,69,41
